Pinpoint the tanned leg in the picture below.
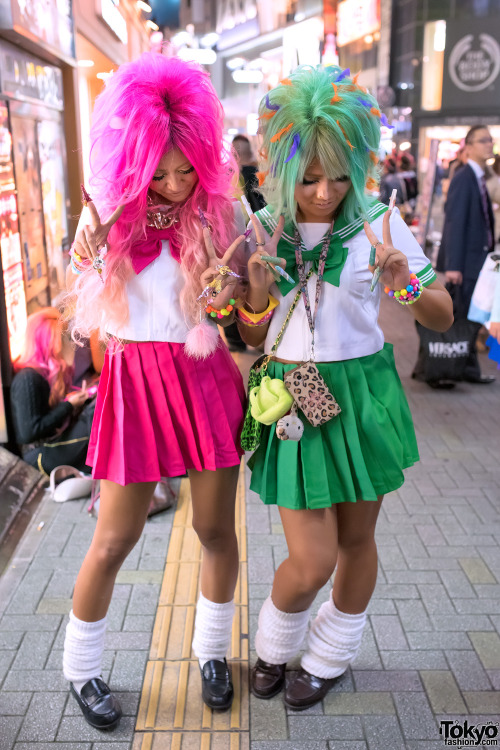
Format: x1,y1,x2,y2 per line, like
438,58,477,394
72,480,156,621
271,506,338,613
188,465,240,602
332,496,384,613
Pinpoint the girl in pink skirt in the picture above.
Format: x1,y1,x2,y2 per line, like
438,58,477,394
63,53,247,728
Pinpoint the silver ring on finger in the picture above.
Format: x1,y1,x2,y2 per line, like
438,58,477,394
255,241,266,246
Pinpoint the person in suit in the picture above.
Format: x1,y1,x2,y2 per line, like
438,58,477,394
436,124,495,383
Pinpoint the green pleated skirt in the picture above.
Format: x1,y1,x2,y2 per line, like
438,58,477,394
248,344,419,508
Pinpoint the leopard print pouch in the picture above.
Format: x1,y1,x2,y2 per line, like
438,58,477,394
283,361,341,426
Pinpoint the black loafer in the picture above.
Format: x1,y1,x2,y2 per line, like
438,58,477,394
70,678,122,730
200,659,234,710
284,667,339,711
250,658,286,698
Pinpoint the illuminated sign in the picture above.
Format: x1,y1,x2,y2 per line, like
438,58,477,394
100,0,128,45
337,0,380,47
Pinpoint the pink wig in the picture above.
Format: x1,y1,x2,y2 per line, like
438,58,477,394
15,308,73,407
69,52,239,340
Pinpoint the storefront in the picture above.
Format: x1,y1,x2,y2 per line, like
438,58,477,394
0,0,75,446
73,0,152,184
416,16,500,175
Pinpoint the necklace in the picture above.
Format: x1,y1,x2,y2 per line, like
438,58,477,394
146,195,179,229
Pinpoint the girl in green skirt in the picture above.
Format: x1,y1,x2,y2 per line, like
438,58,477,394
236,65,453,710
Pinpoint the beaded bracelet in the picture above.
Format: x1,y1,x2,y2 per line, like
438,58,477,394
385,273,422,305
206,298,236,320
69,256,83,275
237,294,279,327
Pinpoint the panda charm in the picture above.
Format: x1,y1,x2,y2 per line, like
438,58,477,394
276,403,304,441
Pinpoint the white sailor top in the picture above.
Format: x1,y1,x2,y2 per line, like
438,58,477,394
252,203,436,363
105,203,246,342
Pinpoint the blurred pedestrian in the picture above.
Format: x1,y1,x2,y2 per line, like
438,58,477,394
436,124,496,383
232,134,266,214
379,156,405,206
486,154,500,241
10,307,94,475
398,152,418,218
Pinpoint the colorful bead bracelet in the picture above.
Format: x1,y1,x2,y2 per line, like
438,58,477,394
206,299,236,319
385,273,422,305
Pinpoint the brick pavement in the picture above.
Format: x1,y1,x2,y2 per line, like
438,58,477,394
0,297,499,749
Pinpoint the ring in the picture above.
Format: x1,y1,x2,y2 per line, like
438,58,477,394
255,241,266,246
92,256,105,273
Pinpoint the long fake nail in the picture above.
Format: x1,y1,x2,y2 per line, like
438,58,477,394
198,206,209,229
81,185,92,205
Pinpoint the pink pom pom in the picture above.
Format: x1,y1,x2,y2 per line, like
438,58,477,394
185,320,220,359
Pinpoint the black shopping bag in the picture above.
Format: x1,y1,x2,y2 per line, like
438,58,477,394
413,319,477,382
413,283,477,383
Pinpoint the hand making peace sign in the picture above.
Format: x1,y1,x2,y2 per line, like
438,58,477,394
246,213,286,291
363,210,411,292
73,198,124,263
199,227,246,309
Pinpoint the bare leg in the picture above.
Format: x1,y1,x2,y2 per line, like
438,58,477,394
332,496,384,613
73,480,156,622
271,506,338,613
188,464,240,602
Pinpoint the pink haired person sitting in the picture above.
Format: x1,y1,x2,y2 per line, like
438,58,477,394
63,53,247,729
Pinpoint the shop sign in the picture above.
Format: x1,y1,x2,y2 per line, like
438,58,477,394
0,43,63,109
336,0,380,48
443,18,500,109
99,0,128,46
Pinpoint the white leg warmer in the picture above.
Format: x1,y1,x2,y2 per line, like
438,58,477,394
63,610,107,691
255,596,311,665
192,593,235,665
301,597,367,679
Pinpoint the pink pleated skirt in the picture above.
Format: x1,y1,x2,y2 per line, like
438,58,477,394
87,340,246,485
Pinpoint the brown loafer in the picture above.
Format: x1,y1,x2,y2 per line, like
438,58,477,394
250,658,286,698
284,667,338,710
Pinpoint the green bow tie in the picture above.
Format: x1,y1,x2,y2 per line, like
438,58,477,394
255,202,389,297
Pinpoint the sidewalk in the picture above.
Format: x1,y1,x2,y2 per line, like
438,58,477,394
0,298,499,750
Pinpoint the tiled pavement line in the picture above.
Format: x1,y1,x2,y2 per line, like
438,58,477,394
133,463,249,750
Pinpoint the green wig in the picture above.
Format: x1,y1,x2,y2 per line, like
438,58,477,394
257,65,382,227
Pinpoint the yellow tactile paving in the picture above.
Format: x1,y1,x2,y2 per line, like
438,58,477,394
134,463,249,749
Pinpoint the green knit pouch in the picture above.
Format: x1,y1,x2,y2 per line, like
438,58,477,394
241,355,269,451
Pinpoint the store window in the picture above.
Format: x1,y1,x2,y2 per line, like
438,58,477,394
0,102,28,361
421,20,446,111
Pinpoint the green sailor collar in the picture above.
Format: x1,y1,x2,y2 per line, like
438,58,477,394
255,201,389,297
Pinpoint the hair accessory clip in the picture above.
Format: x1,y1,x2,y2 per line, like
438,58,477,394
265,94,280,112
109,116,126,130
284,133,300,163
270,122,293,143
256,170,268,187
336,121,355,151
330,82,342,104
335,68,350,83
